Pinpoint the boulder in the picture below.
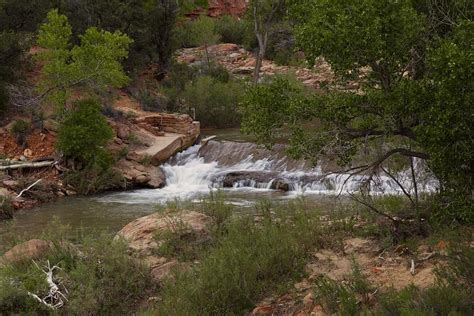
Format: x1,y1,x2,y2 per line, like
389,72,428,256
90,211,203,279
1,239,51,265
0,187,14,197
271,179,290,192
116,210,212,256
114,159,165,189
116,210,212,283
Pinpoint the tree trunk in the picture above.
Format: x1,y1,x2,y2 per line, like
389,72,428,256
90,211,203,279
204,43,211,69
0,160,55,171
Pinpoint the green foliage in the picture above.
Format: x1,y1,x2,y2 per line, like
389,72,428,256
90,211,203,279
10,119,30,147
0,31,22,83
157,209,323,315
243,1,473,221
174,15,220,50
0,228,154,314
155,218,208,262
241,75,307,147
182,75,244,128
63,166,124,195
178,0,208,13
291,0,425,77
0,0,52,33
0,195,13,220
56,0,178,70
215,15,247,45
37,9,132,105
0,31,24,116
159,61,243,127
191,15,220,48
419,21,474,195
57,99,114,167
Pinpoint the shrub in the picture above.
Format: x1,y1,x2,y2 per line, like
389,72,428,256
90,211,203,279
0,84,8,117
0,196,13,220
57,99,114,168
182,76,244,128
63,166,124,195
10,119,30,147
157,210,323,315
0,230,155,314
215,15,247,45
136,89,168,112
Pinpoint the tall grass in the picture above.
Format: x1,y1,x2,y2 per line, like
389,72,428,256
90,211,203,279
157,206,326,315
0,221,155,315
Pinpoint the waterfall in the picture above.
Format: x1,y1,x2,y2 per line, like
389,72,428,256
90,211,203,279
98,141,438,204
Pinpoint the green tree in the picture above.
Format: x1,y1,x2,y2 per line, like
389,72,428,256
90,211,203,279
0,31,22,116
189,16,221,68
242,0,473,222
56,0,178,72
57,99,113,167
36,9,132,106
0,0,53,33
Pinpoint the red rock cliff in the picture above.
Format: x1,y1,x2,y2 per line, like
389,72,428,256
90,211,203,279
208,0,248,17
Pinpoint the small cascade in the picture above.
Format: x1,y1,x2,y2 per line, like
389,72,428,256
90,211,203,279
99,140,438,204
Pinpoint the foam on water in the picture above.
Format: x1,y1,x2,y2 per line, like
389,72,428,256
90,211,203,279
98,142,438,204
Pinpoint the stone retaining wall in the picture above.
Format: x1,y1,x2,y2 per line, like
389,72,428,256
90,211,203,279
134,114,200,136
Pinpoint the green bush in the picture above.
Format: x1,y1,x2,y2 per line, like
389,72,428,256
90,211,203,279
157,210,323,315
10,119,30,147
182,76,244,128
57,99,114,168
63,166,124,195
0,196,13,220
0,84,8,117
215,15,247,45
0,231,155,314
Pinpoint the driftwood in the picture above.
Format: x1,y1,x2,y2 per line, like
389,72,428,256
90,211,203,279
16,179,42,199
28,260,68,309
201,135,217,146
0,160,55,171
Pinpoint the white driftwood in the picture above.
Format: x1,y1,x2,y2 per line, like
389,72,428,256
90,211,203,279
201,135,217,146
16,179,42,199
0,160,55,171
410,259,416,275
27,260,68,309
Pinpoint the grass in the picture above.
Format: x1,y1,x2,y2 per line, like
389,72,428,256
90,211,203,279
154,198,341,315
0,196,13,221
0,195,472,314
0,220,155,315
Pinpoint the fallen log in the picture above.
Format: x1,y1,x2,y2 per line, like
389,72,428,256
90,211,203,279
0,160,56,171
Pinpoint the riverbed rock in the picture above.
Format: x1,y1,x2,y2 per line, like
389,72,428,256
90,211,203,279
114,159,165,189
1,239,51,265
116,210,212,256
271,179,290,192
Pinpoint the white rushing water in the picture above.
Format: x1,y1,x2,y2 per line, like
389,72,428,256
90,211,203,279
98,142,438,204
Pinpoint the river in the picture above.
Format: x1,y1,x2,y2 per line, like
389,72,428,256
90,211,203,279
0,131,438,241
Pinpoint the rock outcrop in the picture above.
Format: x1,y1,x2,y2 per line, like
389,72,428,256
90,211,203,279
116,210,212,282
109,113,200,189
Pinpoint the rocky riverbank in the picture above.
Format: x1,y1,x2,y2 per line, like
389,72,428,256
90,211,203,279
0,103,200,217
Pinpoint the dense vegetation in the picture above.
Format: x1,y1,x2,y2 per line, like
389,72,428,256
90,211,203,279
0,0,472,314
1,197,472,315
242,0,473,224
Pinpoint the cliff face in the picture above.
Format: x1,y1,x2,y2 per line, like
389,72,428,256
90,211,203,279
208,0,248,16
